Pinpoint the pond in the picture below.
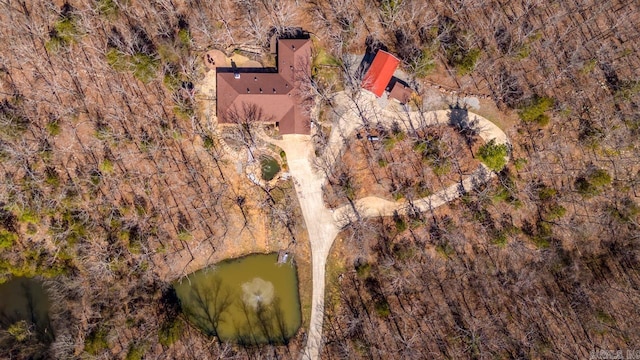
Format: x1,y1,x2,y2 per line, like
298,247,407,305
173,253,301,345
260,155,281,181
0,277,53,344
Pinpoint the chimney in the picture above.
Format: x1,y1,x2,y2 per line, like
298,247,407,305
232,61,240,79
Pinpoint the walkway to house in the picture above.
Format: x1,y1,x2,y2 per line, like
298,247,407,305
261,90,510,360
267,135,339,360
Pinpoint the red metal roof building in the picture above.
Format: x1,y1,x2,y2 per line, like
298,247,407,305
362,50,400,97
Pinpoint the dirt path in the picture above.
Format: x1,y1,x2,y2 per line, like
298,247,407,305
266,135,338,360
259,90,509,360
330,93,510,226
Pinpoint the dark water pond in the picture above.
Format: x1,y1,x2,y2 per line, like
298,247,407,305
0,277,53,342
173,253,300,344
260,156,281,181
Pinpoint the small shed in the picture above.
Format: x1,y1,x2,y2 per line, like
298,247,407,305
388,81,414,104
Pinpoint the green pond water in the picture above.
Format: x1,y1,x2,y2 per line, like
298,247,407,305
173,253,300,344
0,277,53,338
260,156,281,181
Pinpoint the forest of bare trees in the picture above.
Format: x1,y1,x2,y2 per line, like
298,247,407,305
0,0,638,358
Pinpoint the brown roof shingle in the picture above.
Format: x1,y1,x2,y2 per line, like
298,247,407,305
216,38,312,135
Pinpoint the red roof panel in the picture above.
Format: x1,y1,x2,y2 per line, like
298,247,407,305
362,50,400,97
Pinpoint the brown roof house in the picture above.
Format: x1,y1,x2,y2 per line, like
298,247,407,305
216,38,313,135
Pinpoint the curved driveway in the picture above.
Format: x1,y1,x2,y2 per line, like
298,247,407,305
263,90,509,360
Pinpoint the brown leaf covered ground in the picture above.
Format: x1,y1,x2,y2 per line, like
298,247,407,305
0,0,638,358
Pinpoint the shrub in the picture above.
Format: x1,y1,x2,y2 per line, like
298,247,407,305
446,43,481,76
54,17,79,43
126,343,145,360
46,119,61,136
84,328,109,355
518,96,554,126
392,242,416,261
538,186,557,201
596,310,616,325
383,136,398,151
432,160,451,176
515,43,531,59
163,72,181,92
16,208,39,224
202,135,214,149
491,187,510,203
477,139,508,172
46,16,80,52
45,166,61,187
394,214,407,232
575,177,594,196
491,231,508,247
374,299,391,317
0,229,18,249
455,48,481,75
130,53,159,83
513,157,527,171
580,59,598,74
106,49,159,83
158,318,183,347
606,197,640,223
530,220,553,249
106,48,128,71
173,101,194,120
590,169,612,187
99,159,114,174
532,235,550,249
575,168,611,197
355,261,371,278
177,29,192,49
0,99,30,138
546,204,566,220
97,0,119,17
614,80,640,101
177,231,192,242
411,47,436,78
436,242,455,258
7,320,30,341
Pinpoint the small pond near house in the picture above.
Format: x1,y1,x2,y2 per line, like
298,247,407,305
173,253,301,345
260,155,281,181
